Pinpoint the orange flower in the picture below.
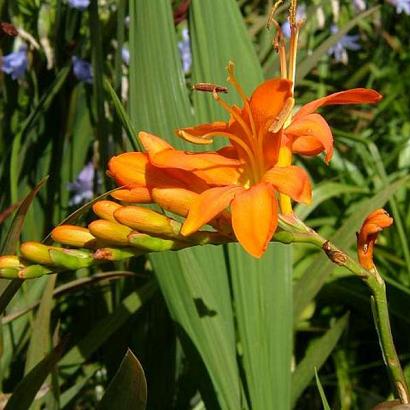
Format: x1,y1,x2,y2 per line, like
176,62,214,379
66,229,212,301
357,209,393,270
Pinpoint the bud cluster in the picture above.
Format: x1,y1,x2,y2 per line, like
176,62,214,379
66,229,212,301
0,200,231,279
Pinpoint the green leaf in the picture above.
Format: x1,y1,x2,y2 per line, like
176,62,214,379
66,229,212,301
291,313,349,406
228,243,293,410
129,1,244,408
60,281,156,368
104,79,141,151
0,176,49,316
97,349,147,410
315,368,331,410
4,341,65,410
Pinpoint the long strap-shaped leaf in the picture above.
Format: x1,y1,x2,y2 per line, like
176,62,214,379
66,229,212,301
190,1,293,408
129,1,243,408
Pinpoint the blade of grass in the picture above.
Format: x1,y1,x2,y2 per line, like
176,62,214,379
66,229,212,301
315,368,331,410
291,313,349,406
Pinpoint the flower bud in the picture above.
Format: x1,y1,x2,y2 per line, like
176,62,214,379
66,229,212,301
0,255,24,269
20,242,56,265
92,200,123,222
51,225,97,248
114,206,180,236
88,220,133,245
151,187,198,217
111,188,152,203
357,209,393,270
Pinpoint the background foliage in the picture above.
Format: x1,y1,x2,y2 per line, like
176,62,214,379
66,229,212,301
0,0,409,408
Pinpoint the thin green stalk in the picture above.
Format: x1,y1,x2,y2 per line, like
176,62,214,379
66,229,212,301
369,273,409,404
276,215,409,404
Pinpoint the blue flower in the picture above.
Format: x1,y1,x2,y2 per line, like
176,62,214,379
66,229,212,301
1,46,28,80
282,5,306,38
72,56,93,84
328,24,361,64
178,28,192,73
388,0,410,14
121,47,130,66
68,162,96,205
352,0,366,11
67,0,90,11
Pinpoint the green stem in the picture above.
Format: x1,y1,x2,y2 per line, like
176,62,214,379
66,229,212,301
276,215,409,404
368,273,409,404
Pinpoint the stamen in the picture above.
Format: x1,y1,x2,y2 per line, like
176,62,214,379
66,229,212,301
268,97,295,133
226,62,258,144
192,83,228,94
267,0,284,30
212,90,253,144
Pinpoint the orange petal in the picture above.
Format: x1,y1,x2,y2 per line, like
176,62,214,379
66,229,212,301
181,186,243,235
294,88,382,120
249,79,293,130
111,188,152,203
108,152,149,187
286,114,334,163
231,183,277,258
263,165,312,204
176,121,229,145
139,131,173,154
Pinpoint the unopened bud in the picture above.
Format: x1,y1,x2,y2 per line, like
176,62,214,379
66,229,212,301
114,206,180,236
20,242,56,265
0,255,24,269
0,268,20,279
152,187,197,217
51,225,97,248
93,200,123,222
88,220,133,245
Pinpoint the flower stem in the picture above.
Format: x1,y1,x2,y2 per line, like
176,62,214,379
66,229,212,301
276,215,410,403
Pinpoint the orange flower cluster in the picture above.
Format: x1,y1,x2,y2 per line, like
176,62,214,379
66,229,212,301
108,65,381,257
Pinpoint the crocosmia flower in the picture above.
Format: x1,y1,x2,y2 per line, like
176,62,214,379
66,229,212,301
68,0,90,10
1,46,28,80
72,56,93,84
108,61,380,257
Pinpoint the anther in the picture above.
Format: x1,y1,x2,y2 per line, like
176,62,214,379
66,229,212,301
192,83,228,94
